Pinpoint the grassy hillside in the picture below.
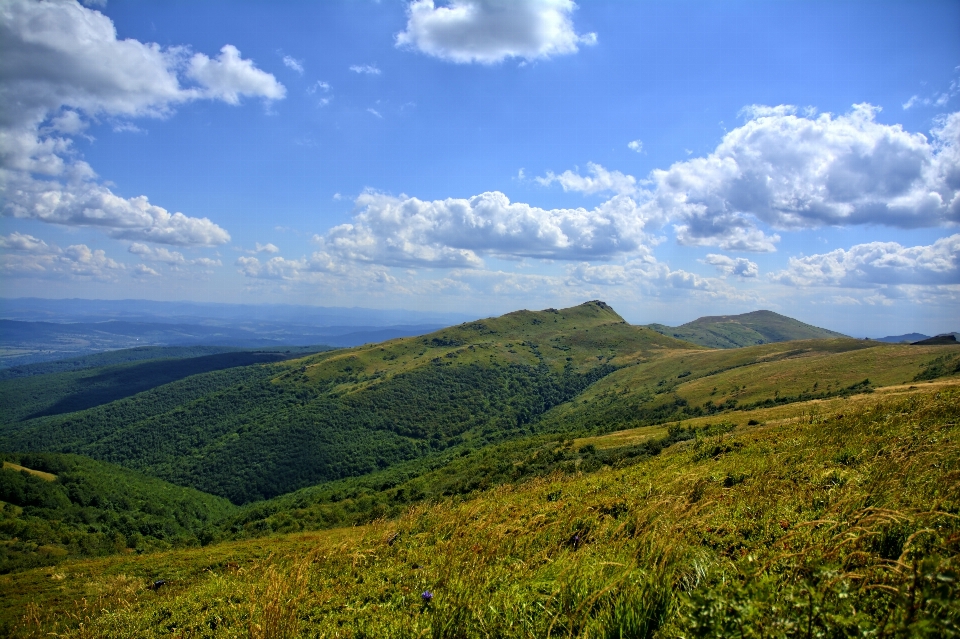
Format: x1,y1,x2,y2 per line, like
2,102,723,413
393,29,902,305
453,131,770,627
201,339,960,540
3,302,958,509
3,382,956,638
0,453,235,575
0,302,695,503
648,309,847,348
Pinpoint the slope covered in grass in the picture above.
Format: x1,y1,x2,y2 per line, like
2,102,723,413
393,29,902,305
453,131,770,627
648,309,847,348
0,302,695,503
3,383,957,638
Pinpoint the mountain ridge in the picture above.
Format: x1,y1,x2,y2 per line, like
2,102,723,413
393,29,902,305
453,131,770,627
646,309,846,348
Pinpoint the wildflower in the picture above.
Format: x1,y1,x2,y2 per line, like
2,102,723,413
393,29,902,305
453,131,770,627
421,590,434,603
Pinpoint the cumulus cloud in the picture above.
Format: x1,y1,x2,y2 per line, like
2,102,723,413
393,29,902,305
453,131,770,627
236,255,306,280
703,253,759,278
0,0,281,246
133,263,160,277
565,256,740,298
128,242,185,264
255,242,280,254
627,139,643,153
4,172,230,246
396,0,597,64
349,64,381,75
643,105,960,251
771,235,960,288
537,162,636,196
0,231,55,253
186,45,285,105
312,190,654,268
1,238,124,280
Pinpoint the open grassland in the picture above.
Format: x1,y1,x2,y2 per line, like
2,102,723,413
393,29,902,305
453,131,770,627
4,382,957,638
1,462,55,482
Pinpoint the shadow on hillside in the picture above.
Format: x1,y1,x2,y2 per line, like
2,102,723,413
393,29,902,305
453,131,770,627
25,352,290,420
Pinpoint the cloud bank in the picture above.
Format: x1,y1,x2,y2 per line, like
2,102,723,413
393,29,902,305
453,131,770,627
772,235,960,288
312,190,654,268
0,0,284,246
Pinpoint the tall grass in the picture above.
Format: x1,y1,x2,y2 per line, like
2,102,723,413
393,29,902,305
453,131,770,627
6,387,959,638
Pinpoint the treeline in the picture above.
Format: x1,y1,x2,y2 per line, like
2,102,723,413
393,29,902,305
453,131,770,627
0,453,234,574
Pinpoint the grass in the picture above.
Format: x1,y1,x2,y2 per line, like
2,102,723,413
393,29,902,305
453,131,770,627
1,461,55,482
4,380,958,637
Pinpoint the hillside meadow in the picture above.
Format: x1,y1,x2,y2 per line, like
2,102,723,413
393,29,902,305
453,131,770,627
2,379,957,638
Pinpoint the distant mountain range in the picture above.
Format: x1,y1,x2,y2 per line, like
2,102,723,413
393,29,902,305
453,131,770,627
646,310,847,348
875,333,960,344
0,298,476,368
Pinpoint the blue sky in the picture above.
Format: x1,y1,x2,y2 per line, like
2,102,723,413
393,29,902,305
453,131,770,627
1,0,959,336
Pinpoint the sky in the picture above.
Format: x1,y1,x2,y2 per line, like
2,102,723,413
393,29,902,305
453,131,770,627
1,0,959,337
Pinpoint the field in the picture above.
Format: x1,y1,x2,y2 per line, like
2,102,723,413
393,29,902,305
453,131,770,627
2,380,957,637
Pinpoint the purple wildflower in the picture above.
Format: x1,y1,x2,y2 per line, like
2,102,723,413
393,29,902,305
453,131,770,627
421,590,434,603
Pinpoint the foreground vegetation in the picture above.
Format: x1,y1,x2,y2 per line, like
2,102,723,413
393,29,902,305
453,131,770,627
2,381,958,637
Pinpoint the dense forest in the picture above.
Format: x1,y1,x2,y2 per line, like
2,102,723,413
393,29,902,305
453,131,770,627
0,453,234,574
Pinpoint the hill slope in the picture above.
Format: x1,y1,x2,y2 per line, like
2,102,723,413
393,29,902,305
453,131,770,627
0,302,696,503
647,309,846,348
4,383,956,637
0,452,235,574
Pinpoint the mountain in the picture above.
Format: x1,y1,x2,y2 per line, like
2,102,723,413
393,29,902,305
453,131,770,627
1,301,696,503
912,334,960,345
646,309,847,348
4,301,958,508
876,332,930,343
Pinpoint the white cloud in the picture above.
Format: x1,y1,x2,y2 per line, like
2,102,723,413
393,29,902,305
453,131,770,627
133,263,160,277
0,231,56,253
4,172,230,246
771,234,960,288
0,0,281,246
312,190,654,268
396,0,597,64
537,162,637,196
367,108,383,118
128,242,185,264
642,104,960,251
282,55,304,74
627,139,643,153
349,64,381,75
1,240,124,280
192,257,221,268
236,255,309,280
703,253,759,278
309,81,331,93
186,45,285,105
255,242,280,254
902,68,959,110
564,256,747,300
